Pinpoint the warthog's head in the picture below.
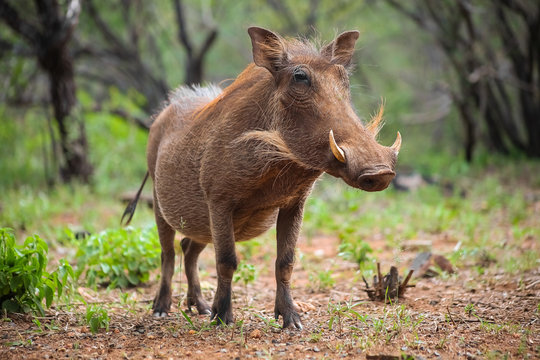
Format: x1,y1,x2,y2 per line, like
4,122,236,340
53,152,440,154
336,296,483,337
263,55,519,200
248,27,401,192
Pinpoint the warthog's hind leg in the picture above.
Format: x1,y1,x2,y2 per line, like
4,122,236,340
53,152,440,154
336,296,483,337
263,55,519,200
181,238,211,315
152,198,176,317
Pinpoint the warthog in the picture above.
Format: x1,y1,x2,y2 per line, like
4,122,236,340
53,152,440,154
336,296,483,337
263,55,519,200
123,26,401,329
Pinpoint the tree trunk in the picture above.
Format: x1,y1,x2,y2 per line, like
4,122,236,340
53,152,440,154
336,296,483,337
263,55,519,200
0,0,92,183
185,56,203,86
48,64,93,183
36,3,92,183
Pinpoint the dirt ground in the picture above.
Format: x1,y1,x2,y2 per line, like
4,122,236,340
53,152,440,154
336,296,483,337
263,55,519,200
1,233,539,359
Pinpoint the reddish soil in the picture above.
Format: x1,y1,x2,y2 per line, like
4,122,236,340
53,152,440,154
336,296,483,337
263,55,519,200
1,234,539,359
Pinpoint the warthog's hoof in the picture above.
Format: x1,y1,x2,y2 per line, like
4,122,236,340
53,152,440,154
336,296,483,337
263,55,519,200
152,295,171,319
187,295,212,315
210,304,234,325
152,311,168,318
275,302,303,330
276,310,302,330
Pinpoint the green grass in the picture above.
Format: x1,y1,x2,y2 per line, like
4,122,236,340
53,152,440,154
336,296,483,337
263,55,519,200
303,156,540,274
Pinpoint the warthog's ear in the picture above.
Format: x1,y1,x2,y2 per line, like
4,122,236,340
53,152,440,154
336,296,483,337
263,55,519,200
321,30,360,68
248,26,288,75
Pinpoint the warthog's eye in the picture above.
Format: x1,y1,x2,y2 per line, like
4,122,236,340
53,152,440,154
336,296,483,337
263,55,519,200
293,69,310,85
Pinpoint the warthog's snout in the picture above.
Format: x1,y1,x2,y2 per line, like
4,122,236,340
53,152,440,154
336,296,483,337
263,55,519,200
357,167,396,192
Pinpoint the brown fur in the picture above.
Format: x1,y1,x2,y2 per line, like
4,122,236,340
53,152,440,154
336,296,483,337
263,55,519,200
141,27,400,328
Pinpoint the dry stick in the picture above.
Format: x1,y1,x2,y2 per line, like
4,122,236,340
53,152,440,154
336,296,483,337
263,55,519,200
525,279,540,290
446,305,456,326
398,269,414,295
362,275,370,289
376,262,383,296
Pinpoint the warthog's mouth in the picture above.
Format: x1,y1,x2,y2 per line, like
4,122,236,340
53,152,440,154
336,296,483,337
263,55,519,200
357,166,396,192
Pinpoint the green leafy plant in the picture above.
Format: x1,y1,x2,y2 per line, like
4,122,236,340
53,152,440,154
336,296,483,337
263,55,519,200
309,269,335,292
0,228,76,315
233,262,257,287
85,304,110,334
327,300,364,335
338,240,373,268
254,313,282,330
76,226,160,288
233,261,258,304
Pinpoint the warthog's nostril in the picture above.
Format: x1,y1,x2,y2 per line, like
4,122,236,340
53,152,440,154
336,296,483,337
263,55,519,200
357,169,396,192
363,177,375,187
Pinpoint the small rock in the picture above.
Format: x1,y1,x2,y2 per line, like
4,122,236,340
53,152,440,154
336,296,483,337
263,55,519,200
312,347,320,352
433,254,454,273
250,329,262,339
220,348,227,353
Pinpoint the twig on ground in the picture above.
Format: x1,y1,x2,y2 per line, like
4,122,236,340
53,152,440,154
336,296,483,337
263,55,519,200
363,263,415,302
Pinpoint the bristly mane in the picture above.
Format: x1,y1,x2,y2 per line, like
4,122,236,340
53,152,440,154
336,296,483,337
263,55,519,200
169,84,223,113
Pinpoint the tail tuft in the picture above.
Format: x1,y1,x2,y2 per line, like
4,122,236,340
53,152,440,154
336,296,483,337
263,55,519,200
121,172,149,226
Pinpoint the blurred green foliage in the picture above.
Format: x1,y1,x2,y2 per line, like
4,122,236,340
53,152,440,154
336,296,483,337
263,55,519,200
0,228,76,315
74,226,160,288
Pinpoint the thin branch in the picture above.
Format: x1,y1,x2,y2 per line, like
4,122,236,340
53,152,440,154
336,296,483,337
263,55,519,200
385,0,425,28
197,28,218,60
109,108,150,131
499,0,530,20
266,0,299,34
86,0,134,60
0,0,41,45
172,0,193,57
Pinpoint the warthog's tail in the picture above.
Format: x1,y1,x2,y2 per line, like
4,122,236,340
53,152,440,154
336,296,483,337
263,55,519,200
121,171,149,226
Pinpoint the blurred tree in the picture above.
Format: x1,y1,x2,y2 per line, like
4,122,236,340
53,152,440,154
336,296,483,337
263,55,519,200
173,0,218,85
0,0,93,183
78,0,169,114
385,0,540,161
76,0,219,113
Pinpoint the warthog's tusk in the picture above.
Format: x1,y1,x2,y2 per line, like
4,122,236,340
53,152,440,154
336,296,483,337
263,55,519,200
391,131,402,154
329,129,346,163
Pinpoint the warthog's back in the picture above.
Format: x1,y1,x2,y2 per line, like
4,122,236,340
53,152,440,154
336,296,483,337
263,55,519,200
148,85,223,241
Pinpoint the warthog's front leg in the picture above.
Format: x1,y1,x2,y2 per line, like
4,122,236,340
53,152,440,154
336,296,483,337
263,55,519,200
208,205,237,325
274,200,305,329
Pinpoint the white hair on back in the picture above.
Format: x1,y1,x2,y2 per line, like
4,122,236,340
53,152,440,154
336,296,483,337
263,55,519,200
170,84,222,104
